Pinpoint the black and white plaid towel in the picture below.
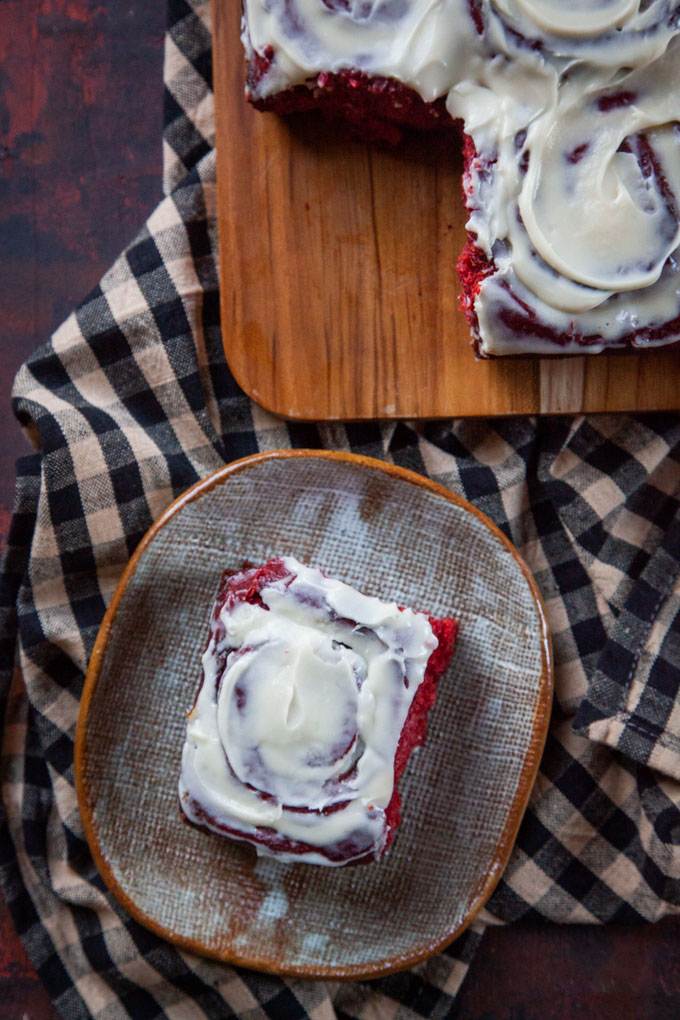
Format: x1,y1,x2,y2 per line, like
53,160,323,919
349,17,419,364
2,1,680,1016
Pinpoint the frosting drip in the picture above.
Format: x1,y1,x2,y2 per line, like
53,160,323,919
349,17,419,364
242,0,680,354
179,557,437,865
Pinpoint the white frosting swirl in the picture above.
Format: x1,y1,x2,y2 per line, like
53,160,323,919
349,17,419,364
510,0,640,38
242,0,680,354
179,558,437,865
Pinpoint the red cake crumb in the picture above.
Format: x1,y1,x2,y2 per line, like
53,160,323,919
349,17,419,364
456,135,496,350
385,613,458,851
248,69,455,144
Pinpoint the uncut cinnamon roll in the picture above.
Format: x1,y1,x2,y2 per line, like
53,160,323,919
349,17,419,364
178,557,457,865
240,0,680,356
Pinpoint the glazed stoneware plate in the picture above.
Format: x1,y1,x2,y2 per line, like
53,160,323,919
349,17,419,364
75,450,553,979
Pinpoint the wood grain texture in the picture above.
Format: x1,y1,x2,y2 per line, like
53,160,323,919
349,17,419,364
213,2,680,420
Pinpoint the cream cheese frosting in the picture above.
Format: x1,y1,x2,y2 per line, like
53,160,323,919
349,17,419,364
241,0,680,355
178,557,437,865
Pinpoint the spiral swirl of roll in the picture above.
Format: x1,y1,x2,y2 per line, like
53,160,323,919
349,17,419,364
179,558,437,864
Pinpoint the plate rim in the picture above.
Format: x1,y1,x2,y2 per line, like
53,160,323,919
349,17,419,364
75,448,554,979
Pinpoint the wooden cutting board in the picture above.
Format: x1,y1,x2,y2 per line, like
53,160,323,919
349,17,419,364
213,3,680,420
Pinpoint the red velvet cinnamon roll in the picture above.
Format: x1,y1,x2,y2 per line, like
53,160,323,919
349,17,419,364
241,0,680,356
178,557,457,865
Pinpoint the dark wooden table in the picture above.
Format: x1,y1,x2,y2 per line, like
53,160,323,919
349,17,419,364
2,3,680,1017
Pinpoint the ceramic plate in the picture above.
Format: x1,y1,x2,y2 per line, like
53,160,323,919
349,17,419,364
75,450,552,979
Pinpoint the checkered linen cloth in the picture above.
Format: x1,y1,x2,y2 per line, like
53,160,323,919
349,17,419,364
2,1,680,1016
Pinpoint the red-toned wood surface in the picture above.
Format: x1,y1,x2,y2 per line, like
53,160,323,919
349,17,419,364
2,2,680,1018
